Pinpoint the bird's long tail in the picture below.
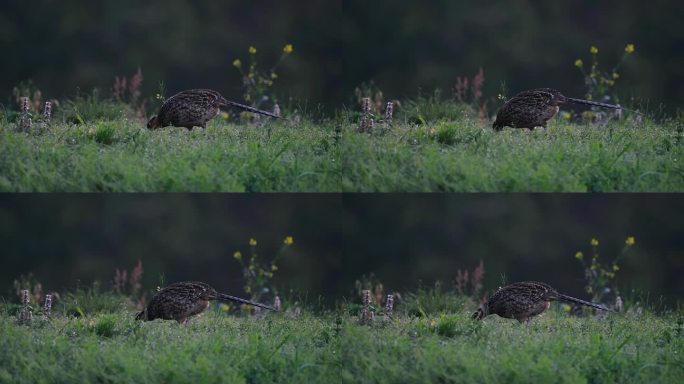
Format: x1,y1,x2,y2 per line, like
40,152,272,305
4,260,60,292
217,293,277,311
566,97,640,114
554,293,615,312
220,100,280,118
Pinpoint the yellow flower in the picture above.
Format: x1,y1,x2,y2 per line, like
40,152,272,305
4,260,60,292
249,238,257,246
625,44,635,54
612,264,620,272
590,46,599,54
283,236,294,245
574,251,584,260
248,46,257,55
574,59,583,68
283,44,294,54
266,272,274,278
591,238,599,246
220,303,231,312
271,72,278,79
271,264,279,271
233,251,242,259
561,111,572,121
562,304,571,313
232,59,242,68
625,236,635,246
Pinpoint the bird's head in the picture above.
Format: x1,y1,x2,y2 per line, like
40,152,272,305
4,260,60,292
472,303,489,320
147,115,161,129
135,309,147,321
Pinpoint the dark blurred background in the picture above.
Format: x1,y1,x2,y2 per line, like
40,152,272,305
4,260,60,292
341,194,683,306
1,0,682,112
1,195,682,306
0,195,344,303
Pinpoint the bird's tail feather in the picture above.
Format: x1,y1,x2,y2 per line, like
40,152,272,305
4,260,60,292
555,293,615,312
217,293,277,311
220,100,280,118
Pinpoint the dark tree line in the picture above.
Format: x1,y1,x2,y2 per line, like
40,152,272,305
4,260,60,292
1,0,682,113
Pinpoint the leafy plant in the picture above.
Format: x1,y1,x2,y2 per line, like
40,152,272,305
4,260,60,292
574,43,635,106
93,314,119,337
60,281,129,317
12,80,57,115
232,236,294,304
112,67,146,118
12,273,45,305
452,67,488,120
454,260,485,300
232,44,293,111
573,236,636,304
112,260,145,310
59,89,129,124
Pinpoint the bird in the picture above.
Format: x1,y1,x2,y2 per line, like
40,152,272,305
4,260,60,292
472,281,614,323
147,89,280,130
492,88,626,130
135,281,276,323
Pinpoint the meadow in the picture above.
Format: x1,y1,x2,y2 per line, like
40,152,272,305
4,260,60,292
0,114,340,193
1,94,682,192
1,287,681,384
341,96,684,192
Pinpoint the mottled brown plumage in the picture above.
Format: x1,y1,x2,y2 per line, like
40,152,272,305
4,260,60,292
147,89,279,130
493,88,624,130
135,281,276,323
472,281,614,323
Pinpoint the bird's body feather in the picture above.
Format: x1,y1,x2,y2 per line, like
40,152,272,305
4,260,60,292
136,281,276,323
147,89,279,129
493,88,625,130
473,281,614,323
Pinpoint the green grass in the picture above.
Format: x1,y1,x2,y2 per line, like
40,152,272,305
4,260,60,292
341,113,684,192
1,290,682,383
1,97,682,192
0,117,340,192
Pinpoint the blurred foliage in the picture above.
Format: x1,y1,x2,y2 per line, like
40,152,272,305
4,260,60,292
574,44,636,104
0,195,342,303
231,236,294,303
340,195,683,307
574,236,636,303
232,44,294,110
